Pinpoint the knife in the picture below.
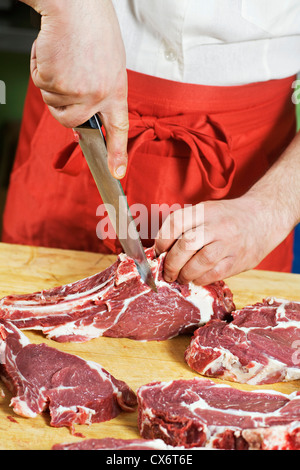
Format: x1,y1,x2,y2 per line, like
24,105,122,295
74,114,157,292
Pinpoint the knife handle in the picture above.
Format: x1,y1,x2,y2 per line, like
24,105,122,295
77,114,105,135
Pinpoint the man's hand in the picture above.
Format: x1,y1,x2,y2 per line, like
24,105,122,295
21,0,128,179
155,131,300,285
155,196,292,286
155,198,268,286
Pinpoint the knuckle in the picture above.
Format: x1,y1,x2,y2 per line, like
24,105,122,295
178,267,191,285
154,240,165,255
171,209,185,236
163,258,177,277
198,242,226,267
204,259,233,284
160,211,181,241
192,203,205,226
194,268,220,286
220,257,236,278
72,84,87,99
48,75,68,95
109,119,130,134
197,249,216,267
178,234,198,254
31,70,47,91
50,75,83,97
210,264,225,280
158,215,173,242
225,220,239,240
40,91,51,105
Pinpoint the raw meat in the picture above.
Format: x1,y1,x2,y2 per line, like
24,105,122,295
137,377,300,450
0,248,234,342
0,319,137,428
185,297,300,385
240,422,300,450
52,437,189,450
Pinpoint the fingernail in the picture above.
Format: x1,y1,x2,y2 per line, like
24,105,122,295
73,130,80,143
115,165,127,178
164,274,173,283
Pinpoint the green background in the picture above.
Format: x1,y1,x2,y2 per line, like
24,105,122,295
0,52,30,127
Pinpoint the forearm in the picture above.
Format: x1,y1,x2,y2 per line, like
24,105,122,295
244,130,300,234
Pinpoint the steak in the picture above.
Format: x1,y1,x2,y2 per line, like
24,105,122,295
0,319,137,428
137,378,300,450
0,248,234,342
185,298,300,384
52,437,188,450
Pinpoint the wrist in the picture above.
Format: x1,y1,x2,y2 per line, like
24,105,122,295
241,187,295,245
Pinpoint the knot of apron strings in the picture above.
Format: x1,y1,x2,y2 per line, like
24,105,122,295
127,111,235,199
54,111,235,199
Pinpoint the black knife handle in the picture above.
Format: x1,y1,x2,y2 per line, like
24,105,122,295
76,114,106,143
77,114,102,130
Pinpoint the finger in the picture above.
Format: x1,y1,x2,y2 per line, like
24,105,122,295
47,103,94,128
30,39,37,76
155,204,205,255
162,226,205,282
192,256,235,286
177,241,227,284
41,90,79,108
101,107,129,179
30,38,51,91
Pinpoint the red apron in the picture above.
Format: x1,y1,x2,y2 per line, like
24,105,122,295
2,71,296,272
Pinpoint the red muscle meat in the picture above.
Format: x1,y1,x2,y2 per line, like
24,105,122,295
52,437,189,450
185,298,300,384
137,377,300,450
0,320,136,428
0,248,234,342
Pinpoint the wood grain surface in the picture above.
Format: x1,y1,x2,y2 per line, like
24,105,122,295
0,242,299,450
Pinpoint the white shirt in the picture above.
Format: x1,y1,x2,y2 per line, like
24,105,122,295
112,0,300,86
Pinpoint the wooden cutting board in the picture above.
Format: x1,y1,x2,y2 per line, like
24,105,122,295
0,242,299,450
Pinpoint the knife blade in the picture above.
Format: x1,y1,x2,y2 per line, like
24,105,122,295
74,114,157,292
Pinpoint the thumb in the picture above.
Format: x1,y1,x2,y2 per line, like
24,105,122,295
100,106,129,180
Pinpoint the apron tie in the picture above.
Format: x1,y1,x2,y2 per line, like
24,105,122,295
52,112,235,200
128,111,236,199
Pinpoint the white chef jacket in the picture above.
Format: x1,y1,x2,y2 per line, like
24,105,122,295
112,0,300,86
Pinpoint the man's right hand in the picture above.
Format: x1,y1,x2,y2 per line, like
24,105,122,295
21,0,129,179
